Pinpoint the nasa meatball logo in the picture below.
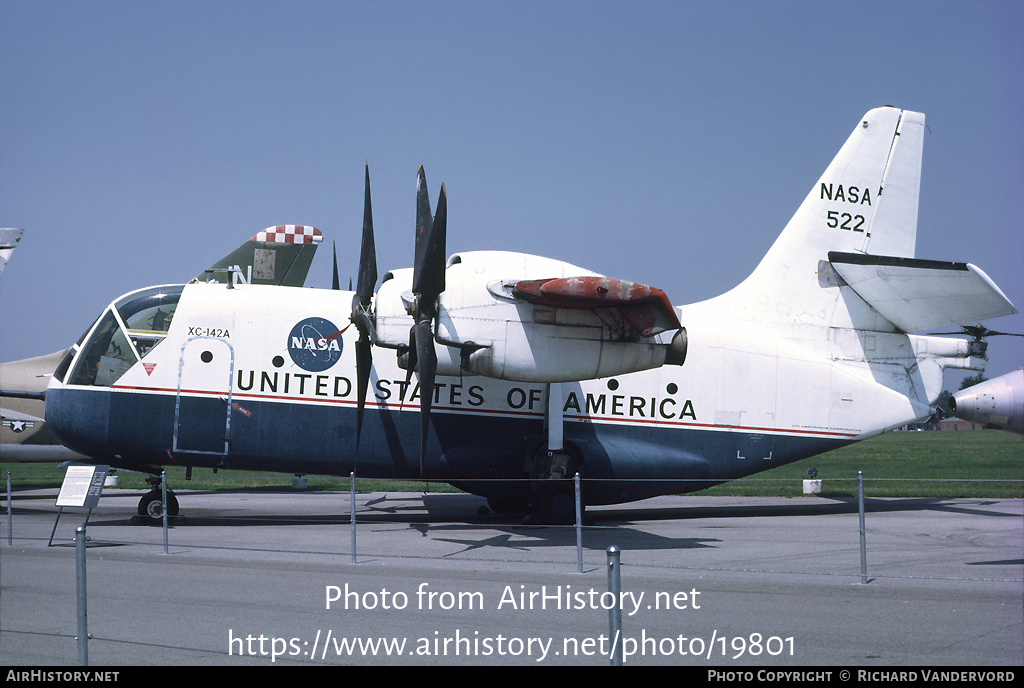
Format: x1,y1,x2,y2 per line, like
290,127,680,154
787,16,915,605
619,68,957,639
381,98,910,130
287,317,345,372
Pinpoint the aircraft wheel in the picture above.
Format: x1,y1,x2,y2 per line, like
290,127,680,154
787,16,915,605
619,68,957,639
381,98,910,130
138,489,179,524
532,482,580,525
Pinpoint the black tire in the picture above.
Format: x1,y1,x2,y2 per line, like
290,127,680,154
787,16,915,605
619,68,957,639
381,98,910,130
486,496,529,515
138,489,179,523
532,482,579,525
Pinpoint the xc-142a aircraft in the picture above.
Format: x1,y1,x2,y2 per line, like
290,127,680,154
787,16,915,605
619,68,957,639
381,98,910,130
42,107,1018,523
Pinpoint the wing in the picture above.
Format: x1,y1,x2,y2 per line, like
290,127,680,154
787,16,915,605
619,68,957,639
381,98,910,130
374,250,686,383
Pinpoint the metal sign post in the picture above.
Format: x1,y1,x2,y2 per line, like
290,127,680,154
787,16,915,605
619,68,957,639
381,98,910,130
49,465,109,546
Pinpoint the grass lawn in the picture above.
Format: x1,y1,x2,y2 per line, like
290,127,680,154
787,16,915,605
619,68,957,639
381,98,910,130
700,430,1023,498
2,430,1021,499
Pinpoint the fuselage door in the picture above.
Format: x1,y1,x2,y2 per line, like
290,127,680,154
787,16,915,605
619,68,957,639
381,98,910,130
173,337,235,458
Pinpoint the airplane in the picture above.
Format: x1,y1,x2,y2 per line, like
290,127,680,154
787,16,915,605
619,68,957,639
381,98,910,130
38,106,1018,524
0,228,25,275
0,226,323,463
950,368,1024,435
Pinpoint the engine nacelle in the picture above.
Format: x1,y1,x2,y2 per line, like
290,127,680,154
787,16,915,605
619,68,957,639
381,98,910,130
949,369,1024,435
373,251,685,383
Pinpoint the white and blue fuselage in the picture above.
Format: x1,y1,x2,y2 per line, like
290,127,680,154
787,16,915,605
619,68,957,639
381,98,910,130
44,107,1013,512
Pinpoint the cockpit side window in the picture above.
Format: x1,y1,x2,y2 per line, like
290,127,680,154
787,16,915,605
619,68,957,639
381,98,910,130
52,347,76,383
54,315,103,383
124,302,177,357
116,287,181,358
67,311,139,386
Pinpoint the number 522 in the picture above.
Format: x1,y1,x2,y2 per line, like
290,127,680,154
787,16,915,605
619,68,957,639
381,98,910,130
827,211,866,232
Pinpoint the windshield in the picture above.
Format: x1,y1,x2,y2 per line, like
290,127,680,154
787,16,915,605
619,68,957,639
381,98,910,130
66,286,183,387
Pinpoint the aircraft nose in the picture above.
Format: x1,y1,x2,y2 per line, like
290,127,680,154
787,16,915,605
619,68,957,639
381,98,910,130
44,383,111,457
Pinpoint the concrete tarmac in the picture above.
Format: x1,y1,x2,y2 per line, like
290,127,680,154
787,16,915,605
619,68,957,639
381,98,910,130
1,488,1021,666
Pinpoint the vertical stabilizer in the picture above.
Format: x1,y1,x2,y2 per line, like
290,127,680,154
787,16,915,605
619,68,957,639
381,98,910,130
696,107,926,329
195,225,323,287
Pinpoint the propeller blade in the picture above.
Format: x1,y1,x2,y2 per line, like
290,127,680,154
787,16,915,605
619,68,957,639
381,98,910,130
332,241,340,291
413,166,446,305
412,319,437,474
408,166,448,473
978,329,1024,337
352,163,379,454
431,182,447,297
356,163,377,310
929,325,1024,338
355,338,372,452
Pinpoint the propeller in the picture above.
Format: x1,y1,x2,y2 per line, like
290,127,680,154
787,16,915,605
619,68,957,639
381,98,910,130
927,324,1024,359
345,164,447,472
350,163,378,453
406,165,447,473
936,324,1024,339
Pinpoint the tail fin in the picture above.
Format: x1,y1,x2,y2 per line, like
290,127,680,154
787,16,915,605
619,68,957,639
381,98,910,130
0,228,25,275
194,225,323,287
701,107,927,328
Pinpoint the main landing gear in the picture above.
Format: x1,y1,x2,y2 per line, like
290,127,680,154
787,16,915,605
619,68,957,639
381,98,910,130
528,383,586,525
528,444,584,525
482,385,584,524
484,446,583,525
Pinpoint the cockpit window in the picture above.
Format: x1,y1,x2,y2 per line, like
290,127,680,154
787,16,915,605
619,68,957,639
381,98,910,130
67,311,139,386
115,286,182,358
66,286,183,386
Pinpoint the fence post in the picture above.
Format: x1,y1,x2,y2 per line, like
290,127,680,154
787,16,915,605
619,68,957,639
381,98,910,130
575,473,583,573
858,470,867,584
350,472,356,564
161,471,169,554
75,525,88,666
607,545,622,666
6,471,11,546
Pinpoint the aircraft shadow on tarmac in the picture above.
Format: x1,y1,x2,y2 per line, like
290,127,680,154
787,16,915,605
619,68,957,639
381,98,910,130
28,491,1020,557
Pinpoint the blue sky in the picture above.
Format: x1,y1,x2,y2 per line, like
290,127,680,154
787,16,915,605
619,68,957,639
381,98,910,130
1,0,1021,386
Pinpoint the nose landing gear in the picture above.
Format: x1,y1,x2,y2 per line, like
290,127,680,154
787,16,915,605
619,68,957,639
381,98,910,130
135,476,181,525
137,489,179,524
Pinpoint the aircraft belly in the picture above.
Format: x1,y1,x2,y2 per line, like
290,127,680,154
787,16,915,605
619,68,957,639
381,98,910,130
49,387,848,503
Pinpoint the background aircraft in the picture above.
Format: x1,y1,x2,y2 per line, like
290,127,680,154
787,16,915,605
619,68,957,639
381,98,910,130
950,368,1024,435
38,107,1018,523
0,227,322,463
0,228,24,276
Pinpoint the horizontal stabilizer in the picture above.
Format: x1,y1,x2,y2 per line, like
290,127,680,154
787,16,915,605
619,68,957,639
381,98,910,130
829,252,1018,333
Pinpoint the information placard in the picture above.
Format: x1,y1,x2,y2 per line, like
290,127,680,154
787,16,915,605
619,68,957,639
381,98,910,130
56,465,109,508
